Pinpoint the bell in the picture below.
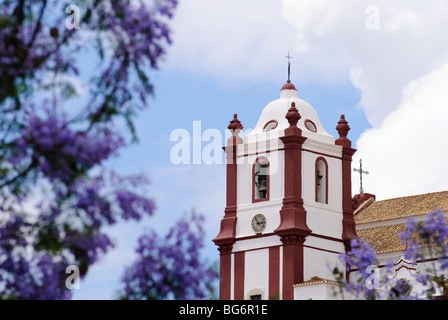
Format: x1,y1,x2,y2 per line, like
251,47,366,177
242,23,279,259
258,180,267,198
317,169,323,186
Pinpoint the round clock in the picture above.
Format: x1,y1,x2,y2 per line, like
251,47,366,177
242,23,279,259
251,214,267,234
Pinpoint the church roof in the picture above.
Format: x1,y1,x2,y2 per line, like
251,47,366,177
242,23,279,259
246,82,335,144
354,190,448,254
293,276,341,287
356,224,407,254
354,190,448,224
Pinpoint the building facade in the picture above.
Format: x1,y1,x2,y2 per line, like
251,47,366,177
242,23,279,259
213,81,357,300
213,81,448,300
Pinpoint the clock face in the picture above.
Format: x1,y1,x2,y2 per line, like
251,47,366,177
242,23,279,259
251,214,267,234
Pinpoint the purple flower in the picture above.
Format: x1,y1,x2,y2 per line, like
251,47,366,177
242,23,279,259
119,211,218,300
399,209,448,263
341,238,377,273
115,190,156,221
0,0,178,300
338,238,380,299
17,111,125,184
337,209,448,300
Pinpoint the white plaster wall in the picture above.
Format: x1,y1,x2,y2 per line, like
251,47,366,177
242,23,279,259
326,155,343,209
301,144,343,209
301,141,344,239
235,134,285,237
236,141,284,208
232,236,282,253
305,203,343,239
294,283,341,300
304,235,345,255
235,201,283,237
245,249,269,300
248,93,335,146
303,242,345,282
236,153,252,205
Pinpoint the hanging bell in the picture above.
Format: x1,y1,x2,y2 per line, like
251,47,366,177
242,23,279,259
258,180,267,198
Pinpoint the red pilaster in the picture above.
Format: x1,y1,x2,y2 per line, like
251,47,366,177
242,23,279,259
217,245,232,300
274,102,312,300
280,235,307,299
335,115,358,251
234,252,245,300
269,247,280,300
213,114,243,300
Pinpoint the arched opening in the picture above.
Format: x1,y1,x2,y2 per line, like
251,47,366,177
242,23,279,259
316,157,328,204
253,157,269,202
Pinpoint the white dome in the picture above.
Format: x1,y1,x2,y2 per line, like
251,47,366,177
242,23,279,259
247,83,334,144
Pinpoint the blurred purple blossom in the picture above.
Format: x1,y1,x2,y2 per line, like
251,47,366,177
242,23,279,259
398,209,448,266
336,209,448,300
0,0,178,299
119,211,218,300
338,238,380,300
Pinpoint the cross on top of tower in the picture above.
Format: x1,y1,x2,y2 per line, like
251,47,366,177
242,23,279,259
353,159,369,194
285,51,292,83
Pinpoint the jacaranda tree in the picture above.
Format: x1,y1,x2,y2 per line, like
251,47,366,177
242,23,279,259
119,210,218,300
0,0,216,300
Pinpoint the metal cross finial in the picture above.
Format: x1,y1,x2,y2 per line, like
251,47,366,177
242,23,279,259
285,51,292,83
353,159,369,194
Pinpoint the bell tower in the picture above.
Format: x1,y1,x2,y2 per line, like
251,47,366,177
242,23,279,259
213,80,357,300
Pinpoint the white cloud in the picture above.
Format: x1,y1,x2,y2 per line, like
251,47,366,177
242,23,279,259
163,1,448,200
353,61,448,200
282,0,448,127
166,1,448,127
278,0,448,200
165,0,296,84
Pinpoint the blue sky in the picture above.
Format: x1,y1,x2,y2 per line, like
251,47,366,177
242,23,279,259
72,0,448,299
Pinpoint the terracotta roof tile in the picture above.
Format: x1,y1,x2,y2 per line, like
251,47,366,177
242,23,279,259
356,224,407,254
354,190,448,224
294,276,341,287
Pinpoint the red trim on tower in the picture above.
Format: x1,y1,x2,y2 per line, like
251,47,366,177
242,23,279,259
269,247,280,300
281,82,297,91
252,156,270,203
315,157,329,204
335,115,358,251
274,102,312,300
213,114,244,300
304,119,317,132
263,120,278,131
234,252,245,300
217,247,232,300
340,149,357,247
281,235,306,300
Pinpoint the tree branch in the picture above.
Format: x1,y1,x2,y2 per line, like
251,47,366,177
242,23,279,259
27,0,48,50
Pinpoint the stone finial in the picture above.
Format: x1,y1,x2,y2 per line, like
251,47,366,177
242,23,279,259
228,113,243,131
285,102,301,127
336,115,350,137
335,114,351,147
227,113,243,146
